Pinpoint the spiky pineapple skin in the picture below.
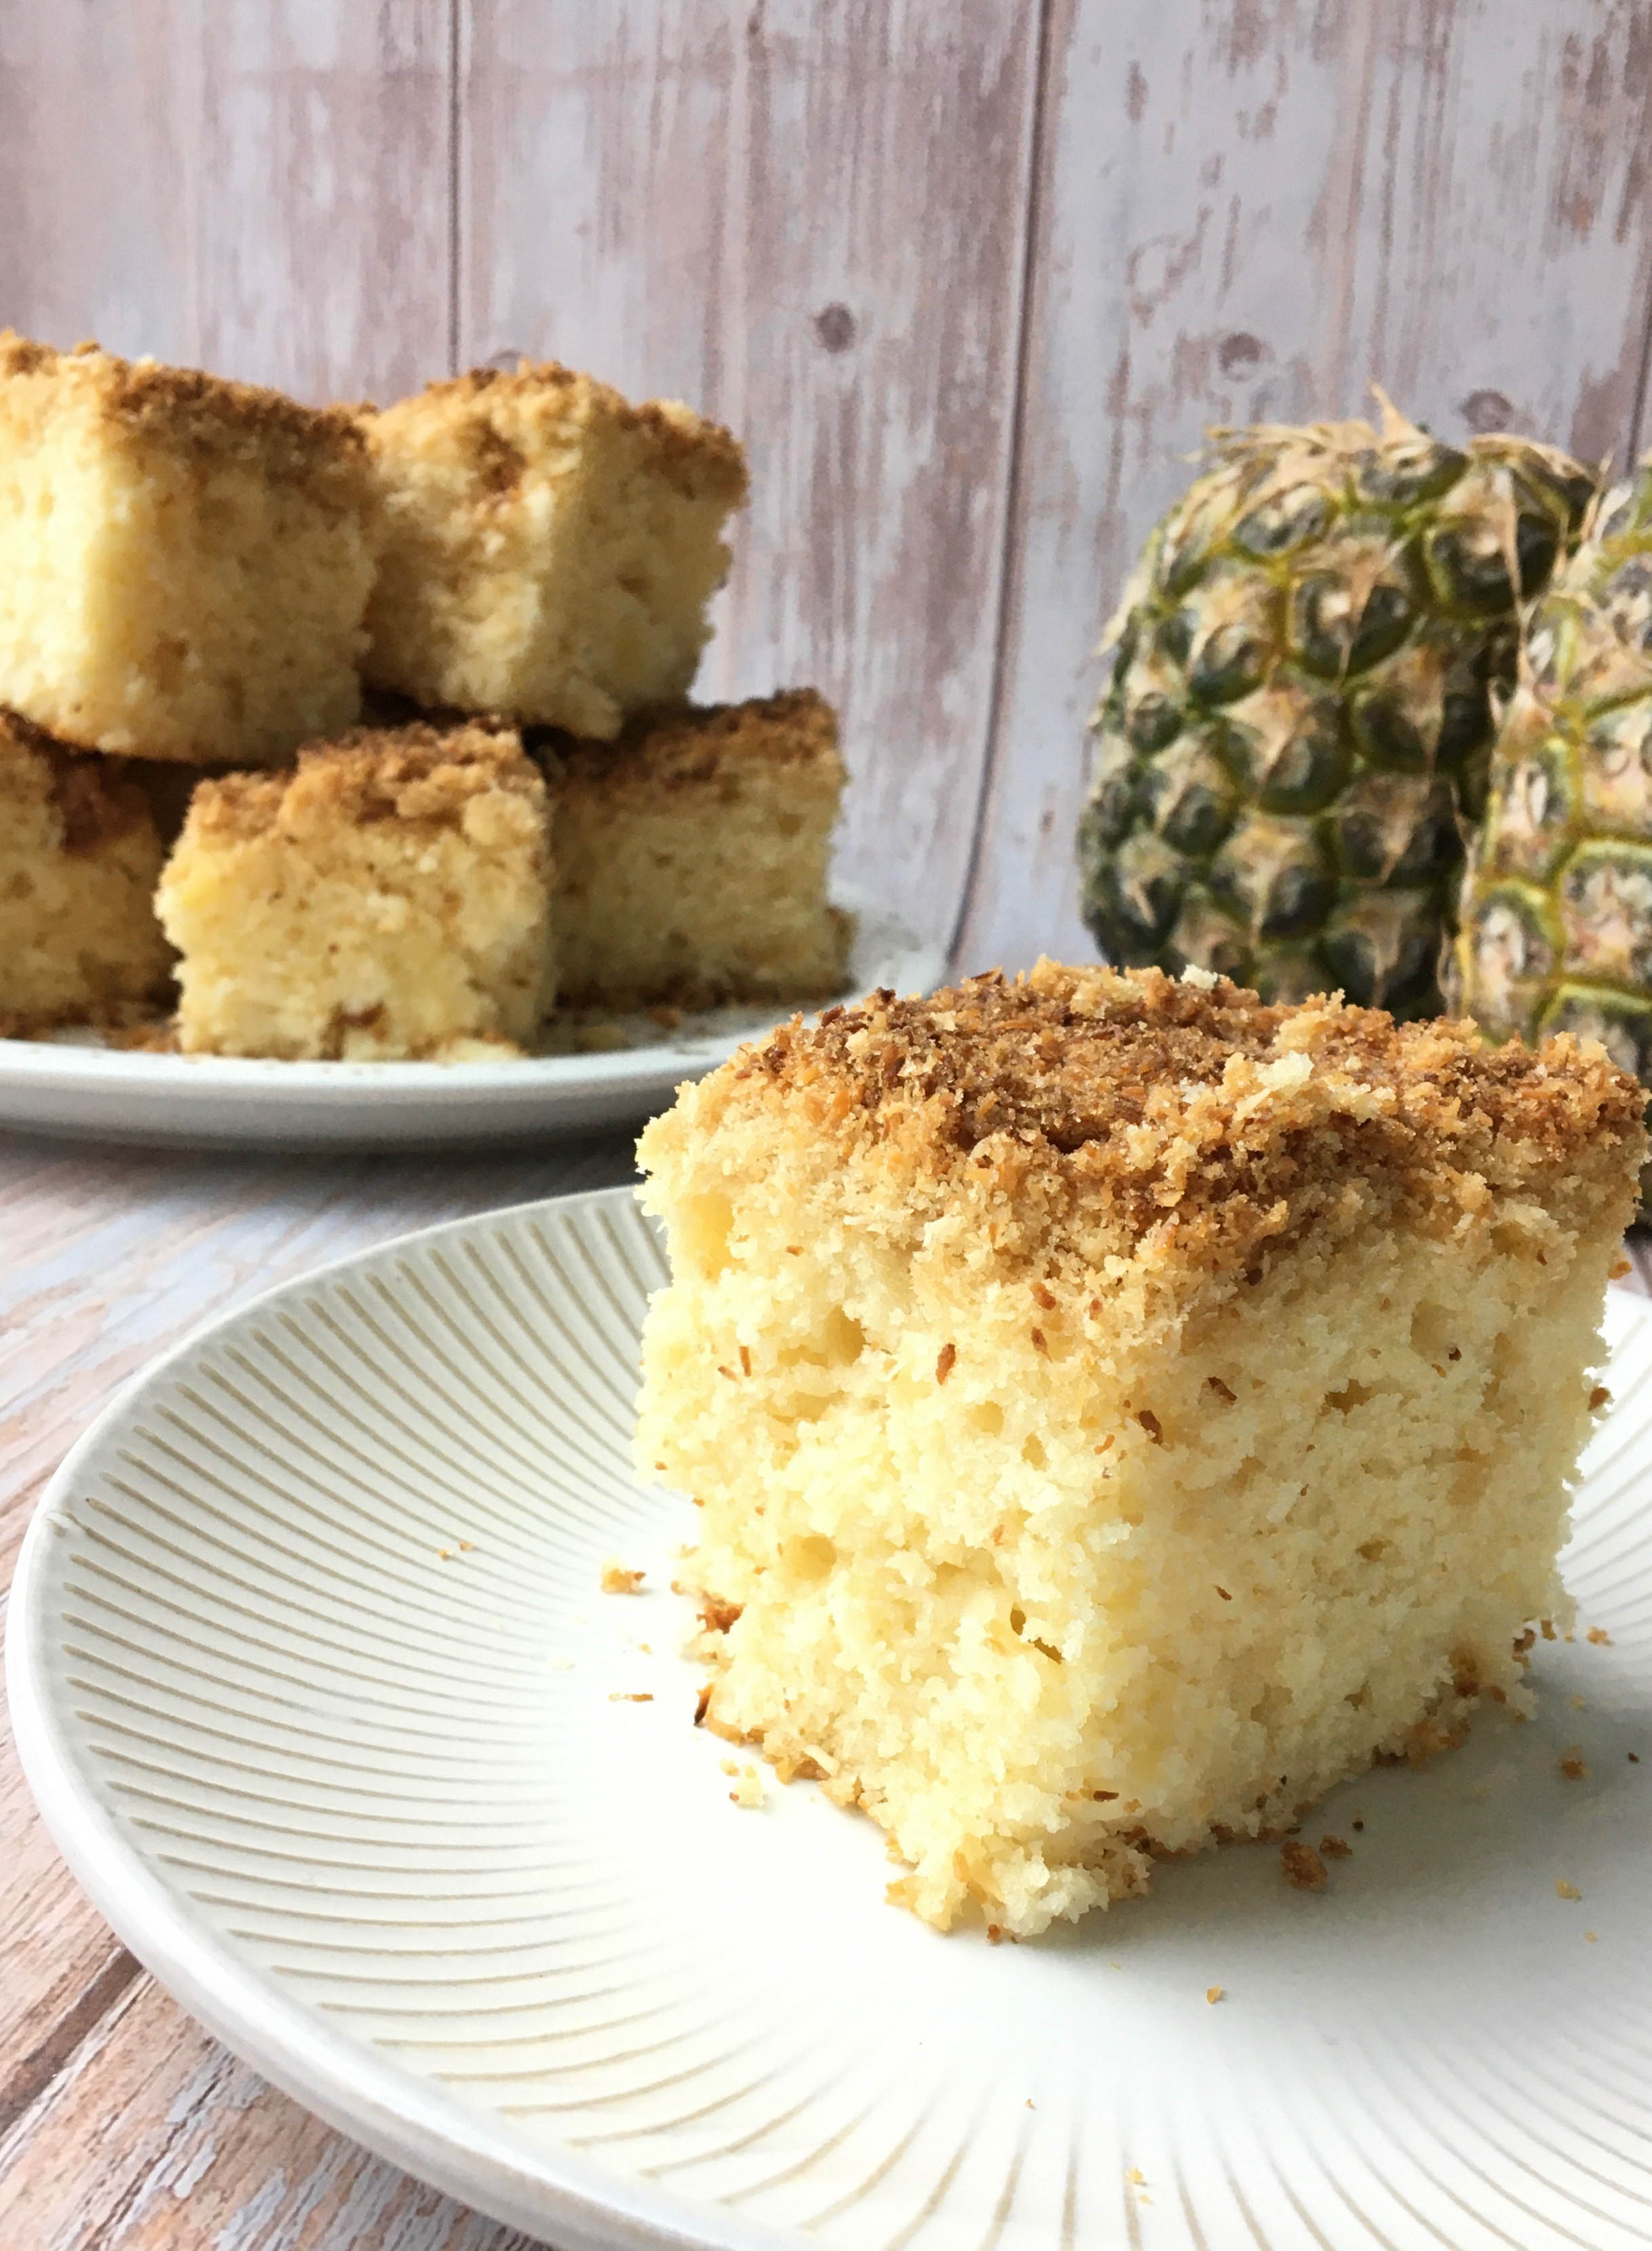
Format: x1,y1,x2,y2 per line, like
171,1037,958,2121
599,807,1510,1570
1450,461,1652,1085
1079,413,1595,1016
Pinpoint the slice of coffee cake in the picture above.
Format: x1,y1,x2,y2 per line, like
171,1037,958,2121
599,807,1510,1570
0,714,172,1032
360,362,748,739
0,334,376,763
636,963,1644,1936
156,722,554,1058
547,689,849,1010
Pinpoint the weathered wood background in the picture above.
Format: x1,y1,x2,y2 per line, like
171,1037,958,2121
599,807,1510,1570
5,0,1650,976
3,3,1652,2242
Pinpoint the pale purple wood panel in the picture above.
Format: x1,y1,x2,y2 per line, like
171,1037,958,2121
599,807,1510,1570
955,0,1652,980
0,1,196,363
459,1,1044,949
0,0,452,406
191,0,454,403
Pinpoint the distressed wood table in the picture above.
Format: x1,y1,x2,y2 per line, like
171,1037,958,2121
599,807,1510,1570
0,1128,648,2250
2,1131,1649,2250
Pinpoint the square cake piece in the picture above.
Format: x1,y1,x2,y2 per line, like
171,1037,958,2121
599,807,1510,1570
546,689,850,1009
636,962,1645,1936
0,334,377,763
0,713,173,1031
359,362,748,740
155,722,554,1058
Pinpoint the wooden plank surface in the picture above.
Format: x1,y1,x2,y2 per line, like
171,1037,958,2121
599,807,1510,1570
0,0,452,403
459,0,1046,955
955,0,1652,979
0,1979,548,2251
0,1131,637,2248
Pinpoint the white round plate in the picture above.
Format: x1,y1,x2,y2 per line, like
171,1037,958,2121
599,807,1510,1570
0,893,942,1149
11,1188,1652,2251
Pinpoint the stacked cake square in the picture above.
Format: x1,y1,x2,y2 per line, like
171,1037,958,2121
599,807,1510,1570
0,335,849,1054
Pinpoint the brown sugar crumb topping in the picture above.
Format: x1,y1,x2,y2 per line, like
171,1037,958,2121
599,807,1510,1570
187,720,541,843
545,689,842,798
1559,1748,1588,1781
0,330,366,480
1281,1841,1328,1891
727,960,1645,1270
0,716,153,852
1319,1834,1353,1858
366,358,748,498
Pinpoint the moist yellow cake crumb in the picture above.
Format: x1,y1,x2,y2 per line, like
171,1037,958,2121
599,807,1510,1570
360,361,748,739
600,1560,646,1594
635,961,1644,1936
155,721,554,1058
0,712,173,1031
545,688,850,1009
0,333,376,763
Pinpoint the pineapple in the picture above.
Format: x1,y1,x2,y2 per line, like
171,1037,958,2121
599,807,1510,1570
1078,402,1595,1014
1450,458,1652,1090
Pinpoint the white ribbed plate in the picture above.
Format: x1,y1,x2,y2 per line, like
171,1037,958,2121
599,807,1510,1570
12,1190,1652,2251
0,891,940,1149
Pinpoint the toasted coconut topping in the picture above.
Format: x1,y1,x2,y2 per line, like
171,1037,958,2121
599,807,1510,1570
361,358,747,501
0,330,366,486
540,689,841,796
184,720,543,844
700,959,1645,1275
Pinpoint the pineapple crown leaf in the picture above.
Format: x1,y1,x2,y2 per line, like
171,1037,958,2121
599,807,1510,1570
1370,383,1423,444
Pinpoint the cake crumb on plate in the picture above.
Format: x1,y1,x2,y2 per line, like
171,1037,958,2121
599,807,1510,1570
1282,1841,1328,1892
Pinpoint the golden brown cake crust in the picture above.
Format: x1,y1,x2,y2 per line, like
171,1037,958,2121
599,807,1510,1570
544,689,843,796
0,331,367,490
363,360,748,503
0,712,153,852
714,961,1646,1273
187,720,542,844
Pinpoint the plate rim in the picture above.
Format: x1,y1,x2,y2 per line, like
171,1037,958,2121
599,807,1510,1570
6,1183,803,2251
0,889,948,1149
